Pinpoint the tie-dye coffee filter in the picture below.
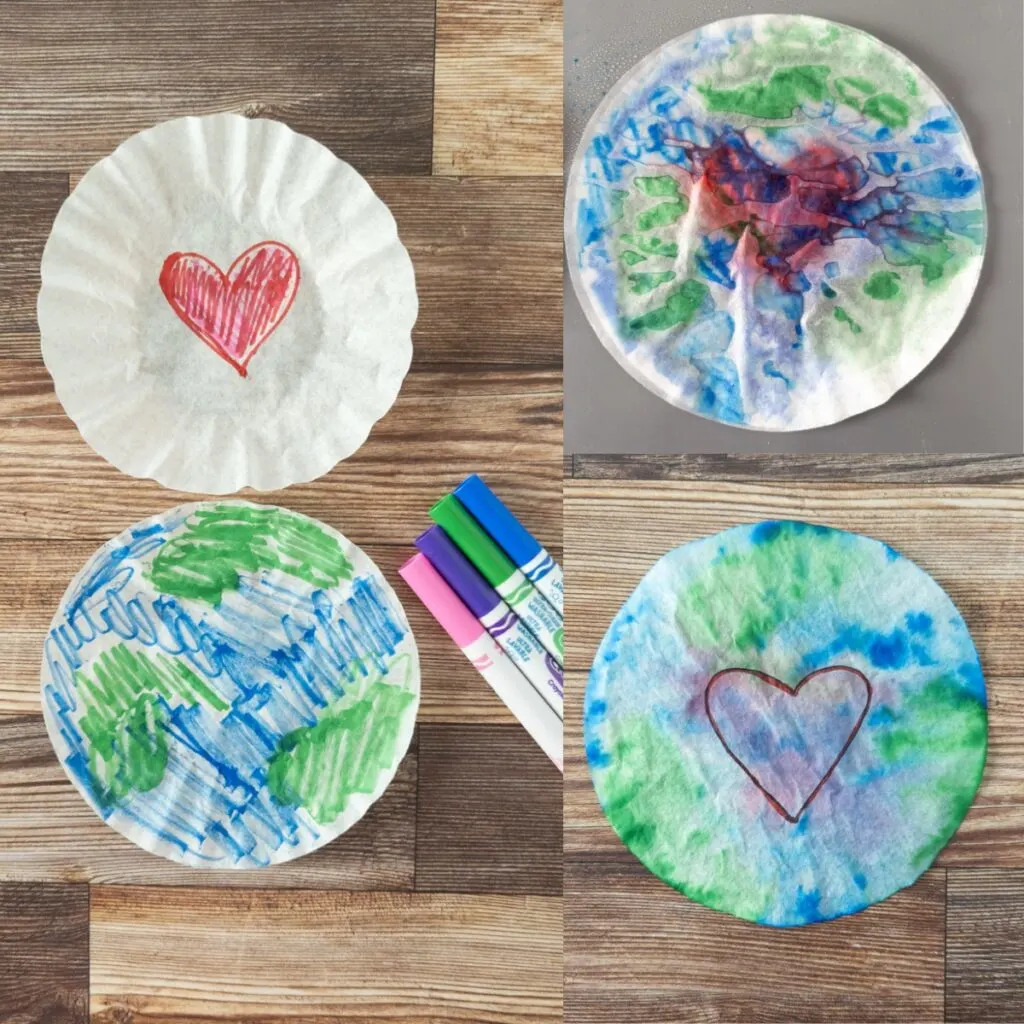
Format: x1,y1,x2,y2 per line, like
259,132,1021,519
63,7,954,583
566,15,986,431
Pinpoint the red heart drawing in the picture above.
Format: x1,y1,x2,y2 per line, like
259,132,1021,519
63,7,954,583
158,240,300,377
705,666,872,823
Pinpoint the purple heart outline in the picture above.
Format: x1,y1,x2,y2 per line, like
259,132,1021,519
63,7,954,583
705,666,873,823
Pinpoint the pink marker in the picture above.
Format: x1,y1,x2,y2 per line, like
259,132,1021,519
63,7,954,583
399,553,562,771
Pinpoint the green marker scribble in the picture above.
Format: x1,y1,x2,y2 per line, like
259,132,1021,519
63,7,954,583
628,271,676,295
634,175,681,198
267,663,416,825
880,675,987,869
864,271,902,300
699,65,832,119
834,306,863,334
628,280,710,333
862,93,910,129
75,644,229,810
620,234,680,259
636,200,688,232
882,238,955,284
147,505,353,605
833,75,877,108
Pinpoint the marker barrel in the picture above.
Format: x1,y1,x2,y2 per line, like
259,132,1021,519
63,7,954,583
454,474,564,615
430,494,563,666
416,526,563,718
399,554,563,770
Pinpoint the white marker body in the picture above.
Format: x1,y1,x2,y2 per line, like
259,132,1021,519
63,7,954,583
496,569,564,666
480,602,563,719
461,631,563,771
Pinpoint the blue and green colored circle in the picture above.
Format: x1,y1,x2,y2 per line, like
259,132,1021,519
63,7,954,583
41,501,420,868
586,520,986,926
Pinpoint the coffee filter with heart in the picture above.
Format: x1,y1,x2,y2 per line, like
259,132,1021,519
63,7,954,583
38,113,417,493
585,520,987,926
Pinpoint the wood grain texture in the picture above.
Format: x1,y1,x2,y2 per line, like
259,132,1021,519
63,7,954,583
0,363,561,545
433,0,562,175
89,885,562,1021
572,454,1024,484
564,857,945,1024
0,0,435,177
374,176,563,368
0,716,417,889
946,869,1024,1022
0,881,89,1023
416,725,562,896
0,173,67,336
564,479,1024,681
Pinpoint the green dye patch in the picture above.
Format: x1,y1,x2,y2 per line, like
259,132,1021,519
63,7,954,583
862,93,909,129
621,250,647,266
628,280,709,333
883,239,955,284
881,675,988,869
597,714,769,920
821,282,837,299
834,307,863,334
676,522,854,658
609,189,629,224
833,75,877,108
267,666,416,825
699,64,832,119
636,200,688,232
75,644,229,810
628,271,676,295
620,234,680,259
864,271,902,300
635,175,681,198
148,505,353,605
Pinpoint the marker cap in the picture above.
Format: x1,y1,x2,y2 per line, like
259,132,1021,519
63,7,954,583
398,553,483,649
454,474,541,567
429,493,515,587
414,526,500,620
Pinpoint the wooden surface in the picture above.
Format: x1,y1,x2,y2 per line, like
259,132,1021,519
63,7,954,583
433,0,562,176
0,1,562,1020
564,471,1024,1024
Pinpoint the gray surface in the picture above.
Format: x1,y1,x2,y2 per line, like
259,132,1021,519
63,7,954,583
564,0,1024,454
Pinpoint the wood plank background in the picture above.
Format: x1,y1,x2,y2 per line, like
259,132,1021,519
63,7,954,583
564,467,1024,1024
0,1,562,1020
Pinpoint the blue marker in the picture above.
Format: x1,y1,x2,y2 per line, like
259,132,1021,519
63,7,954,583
454,474,564,615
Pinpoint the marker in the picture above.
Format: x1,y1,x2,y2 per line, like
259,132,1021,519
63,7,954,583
399,554,562,771
430,494,563,666
416,526,563,718
454,474,564,615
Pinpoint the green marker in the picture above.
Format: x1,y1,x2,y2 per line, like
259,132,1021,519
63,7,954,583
430,494,563,666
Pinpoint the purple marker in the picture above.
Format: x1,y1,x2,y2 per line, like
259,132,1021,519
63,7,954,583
416,526,563,719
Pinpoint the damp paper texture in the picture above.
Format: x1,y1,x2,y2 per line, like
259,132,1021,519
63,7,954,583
567,15,987,430
41,501,420,868
585,521,987,926
38,113,417,492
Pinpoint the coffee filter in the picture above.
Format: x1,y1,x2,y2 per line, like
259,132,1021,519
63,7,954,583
39,113,417,492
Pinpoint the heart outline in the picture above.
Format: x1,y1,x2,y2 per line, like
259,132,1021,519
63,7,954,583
704,666,872,823
158,240,300,377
